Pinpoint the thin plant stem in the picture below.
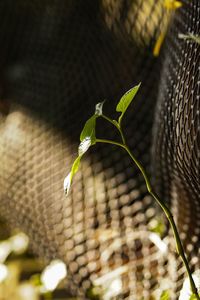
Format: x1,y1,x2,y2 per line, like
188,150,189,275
96,138,124,149
95,136,200,299
101,114,116,126
118,127,126,145
124,145,199,298
101,114,126,144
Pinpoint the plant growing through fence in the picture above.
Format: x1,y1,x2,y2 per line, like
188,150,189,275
64,84,200,300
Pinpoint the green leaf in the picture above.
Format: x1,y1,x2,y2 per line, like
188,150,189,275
64,137,93,196
64,156,81,195
30,274,42,286
95,101,105,116
148,218,166,236
190,294,200,300
78,137,92,156
160,290,170,300
116,83,141,124
80,115,97,144
71,156,81,177
178,33,200,44
65,110,99,196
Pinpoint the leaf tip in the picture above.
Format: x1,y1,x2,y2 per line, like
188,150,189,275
95,101,105,116
116,83,141,118
64,172,71,195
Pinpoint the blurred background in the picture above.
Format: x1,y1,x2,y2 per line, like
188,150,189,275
0,1,199,299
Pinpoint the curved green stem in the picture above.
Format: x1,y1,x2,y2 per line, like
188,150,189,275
118,127,126,145
95,137,199,299
124,144,199,298
101,115,118,128
96,138,125,149
101,115,126,145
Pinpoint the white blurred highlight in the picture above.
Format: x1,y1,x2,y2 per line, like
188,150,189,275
179,270,200,300
10,232,29,255
78,137,91,156
0,241,11,263
0,264,8,282
41,260,67,292
64,172,71,195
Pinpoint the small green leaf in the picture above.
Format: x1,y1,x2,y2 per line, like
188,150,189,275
64,156,81,195
30,274,42,286
148,218,166,236
64,137,93,196
116,83,141,124
65,110,99,196
71,156,81,177
160,290,170,300
190,294,200,300
112,119,119,128
178,33,200,44
95,101,105,116
80,115,97,144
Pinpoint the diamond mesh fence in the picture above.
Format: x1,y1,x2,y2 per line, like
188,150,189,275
0,0,199,299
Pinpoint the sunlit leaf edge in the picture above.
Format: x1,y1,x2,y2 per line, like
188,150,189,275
116,83,141,124
80,115,97,144
64,156,81,195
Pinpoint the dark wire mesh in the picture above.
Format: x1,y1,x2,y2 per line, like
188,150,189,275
0,0,199,299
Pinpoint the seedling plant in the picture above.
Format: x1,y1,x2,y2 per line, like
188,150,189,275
64,84,200,300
